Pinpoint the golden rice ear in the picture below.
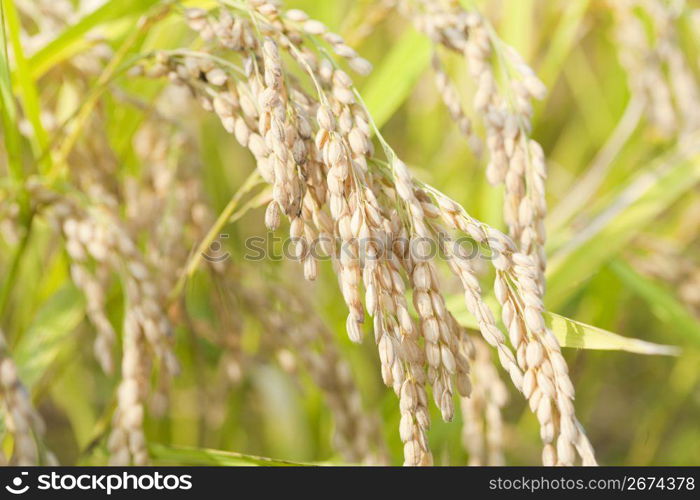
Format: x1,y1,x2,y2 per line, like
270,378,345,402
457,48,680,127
402,0,602,465
29,180,180,466
143,0,596,467
460,335,508,466
411,2,549,297
0,334,51,465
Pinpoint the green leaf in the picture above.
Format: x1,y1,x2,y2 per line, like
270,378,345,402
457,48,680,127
611,259,700,346
537,0,591,87
446,294,678,355
0,0,22,181
544,310,679,355
546,150,700,309
49,353,98,448
361,30,431,128
50,3,171,180
499,0,534,61
14,284,86,389
27,0,160,79
3,0,49,169
149,444,316,466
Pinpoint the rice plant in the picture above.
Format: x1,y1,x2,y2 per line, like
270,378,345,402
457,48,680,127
0,0,698,466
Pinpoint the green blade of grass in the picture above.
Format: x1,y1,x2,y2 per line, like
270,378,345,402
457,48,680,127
537,0,590,87
14,284,86,389
0,211,34,321
446,294,678,355
49,351,98,448
562,47,615,142
149,444,316,466
611,259,700,346
3,0,49,170
50,3,173,180
499,0,534,60
548,96,644,231
27,0,161,79
169,171,264,301
0,0,22,181
546,147,700,309
544,310,679,355
361,30,431,128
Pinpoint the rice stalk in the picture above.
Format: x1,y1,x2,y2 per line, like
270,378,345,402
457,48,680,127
129,0,597,466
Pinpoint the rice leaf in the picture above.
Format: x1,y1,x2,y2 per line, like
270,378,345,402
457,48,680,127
611,259,700,346
50,3,171,179
546,150,700,308
361,30,431,128
3,0,49,168
27,0,160,78
49,356,98,448
500,0,534,60
0,0,22,180
149,444,315,466
537,0,591,86
446,294,678,355
544,311,679,355
14,284,86,389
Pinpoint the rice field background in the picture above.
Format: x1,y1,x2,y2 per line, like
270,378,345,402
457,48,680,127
1,0,700,466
